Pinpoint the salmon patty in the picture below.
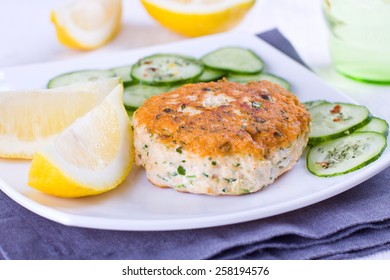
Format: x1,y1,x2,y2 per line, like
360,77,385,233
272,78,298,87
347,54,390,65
133,80,311,195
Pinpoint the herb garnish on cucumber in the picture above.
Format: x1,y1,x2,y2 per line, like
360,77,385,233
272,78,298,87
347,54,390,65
307,132,386,177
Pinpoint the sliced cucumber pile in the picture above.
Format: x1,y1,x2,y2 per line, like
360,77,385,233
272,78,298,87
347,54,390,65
46,47,293,117
306,100,388,177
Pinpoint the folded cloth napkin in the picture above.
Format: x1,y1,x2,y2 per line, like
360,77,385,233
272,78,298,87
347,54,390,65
1,29,390,260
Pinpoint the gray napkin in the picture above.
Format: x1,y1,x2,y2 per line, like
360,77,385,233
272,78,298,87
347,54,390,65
1,29,390,260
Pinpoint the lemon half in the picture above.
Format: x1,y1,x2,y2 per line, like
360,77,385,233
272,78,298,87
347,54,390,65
141,0,255,37
51,0,122,50
28,83,134,198
0,78,120,159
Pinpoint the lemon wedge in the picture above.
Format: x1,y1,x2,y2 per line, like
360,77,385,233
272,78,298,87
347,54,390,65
141,0,255,37
28,83,134,198
51,0,122,50
0,78,120,159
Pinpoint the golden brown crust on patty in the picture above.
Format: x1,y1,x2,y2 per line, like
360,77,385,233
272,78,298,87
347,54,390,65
134,80,310,159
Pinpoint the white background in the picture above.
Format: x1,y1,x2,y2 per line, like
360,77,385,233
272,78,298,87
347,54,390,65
0,0,389,259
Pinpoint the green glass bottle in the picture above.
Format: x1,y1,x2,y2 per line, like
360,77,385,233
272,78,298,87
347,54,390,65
324,0,390,84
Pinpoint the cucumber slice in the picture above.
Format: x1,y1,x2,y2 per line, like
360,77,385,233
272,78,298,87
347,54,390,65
307,132,387,177
122,84,169,109
355,117,389,136
126,109,135,119
226,72,291,90
47,70,115,88
303,100,330,111
198,67,226,82
201,47,264,74
110,65,135,86
123,94,148,110
309,103,371,145
131,54,204,86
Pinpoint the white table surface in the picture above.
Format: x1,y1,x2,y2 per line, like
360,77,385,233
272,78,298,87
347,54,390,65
1,0,389,260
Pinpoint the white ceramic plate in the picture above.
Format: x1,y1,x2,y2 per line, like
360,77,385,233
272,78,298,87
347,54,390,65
1,33,389,231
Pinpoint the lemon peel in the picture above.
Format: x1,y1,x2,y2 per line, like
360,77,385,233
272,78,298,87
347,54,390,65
51,0,122,50
141,0,255,37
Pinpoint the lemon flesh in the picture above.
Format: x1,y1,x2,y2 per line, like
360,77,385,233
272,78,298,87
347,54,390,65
51,0,122,50
141,0,255,37
0,78,120,159
28,84,134,198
